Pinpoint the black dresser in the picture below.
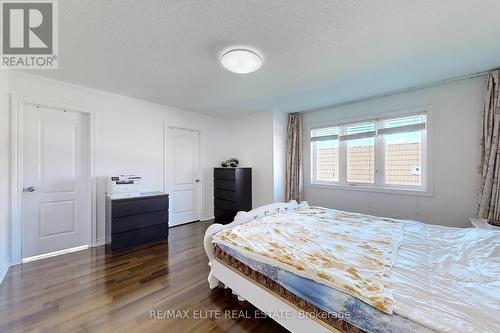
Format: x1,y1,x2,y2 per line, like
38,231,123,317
214,167,252,223
105,192,169,252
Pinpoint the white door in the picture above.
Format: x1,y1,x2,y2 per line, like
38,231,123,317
22,104,90,259
167,127,202,226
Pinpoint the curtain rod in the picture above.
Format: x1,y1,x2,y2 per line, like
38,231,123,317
296,68,493,115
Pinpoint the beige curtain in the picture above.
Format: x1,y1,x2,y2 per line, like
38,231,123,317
478,70,500,220
286,113,303,202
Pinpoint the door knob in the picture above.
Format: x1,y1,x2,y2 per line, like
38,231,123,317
195,179,200,183
23,186,35,193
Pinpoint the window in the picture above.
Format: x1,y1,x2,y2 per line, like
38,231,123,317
310,112,427,191
344,122,375,183
311,127,339,182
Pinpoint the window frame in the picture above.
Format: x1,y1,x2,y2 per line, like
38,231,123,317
307,106,433,196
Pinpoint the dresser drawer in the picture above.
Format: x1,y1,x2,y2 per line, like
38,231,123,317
214,208,237,222
214,168,236,180
110,224,167,251
112,196,168,217
111,210,167,234
214,179,236,191
214,189,237,202
215,198,240,211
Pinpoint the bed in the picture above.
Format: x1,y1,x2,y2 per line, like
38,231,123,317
203,201,500,333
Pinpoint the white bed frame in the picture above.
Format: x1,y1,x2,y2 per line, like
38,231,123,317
203,201,341,333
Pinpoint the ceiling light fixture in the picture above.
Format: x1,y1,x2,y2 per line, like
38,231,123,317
220,49,262,74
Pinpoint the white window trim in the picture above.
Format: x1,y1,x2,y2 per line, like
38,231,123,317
306,105,434,197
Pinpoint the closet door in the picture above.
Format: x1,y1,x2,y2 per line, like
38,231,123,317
166,127,201,226
22,104,90,259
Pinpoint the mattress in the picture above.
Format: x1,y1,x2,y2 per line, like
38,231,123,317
213,245,364,333
212,207,500,333
215,244,433,333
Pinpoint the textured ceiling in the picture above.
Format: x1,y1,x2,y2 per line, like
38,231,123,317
34,0,500,118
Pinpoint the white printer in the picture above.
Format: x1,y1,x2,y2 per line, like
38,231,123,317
107,175,142,197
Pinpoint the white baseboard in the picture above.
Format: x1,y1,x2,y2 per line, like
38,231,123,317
0,257,11,285
203,216,215,221
22,245,89,263
94,238,105,247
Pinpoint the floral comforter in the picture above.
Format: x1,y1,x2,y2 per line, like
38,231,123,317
212,206,405,314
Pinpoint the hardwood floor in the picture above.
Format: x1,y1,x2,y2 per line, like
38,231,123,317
0,221,288,333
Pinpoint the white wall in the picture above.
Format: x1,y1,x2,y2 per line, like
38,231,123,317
5,71,229,248
0,71,10,282
273,110,287,202
226,109,288,208
303,77,486,228
227,110,275,208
